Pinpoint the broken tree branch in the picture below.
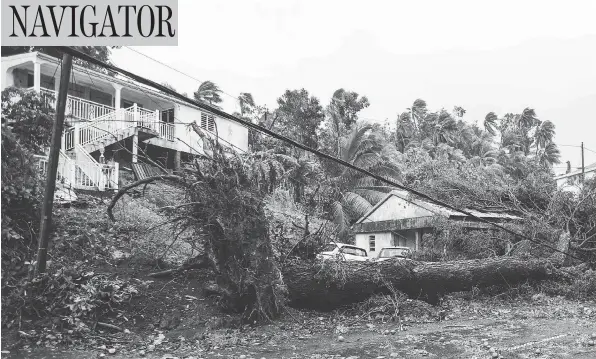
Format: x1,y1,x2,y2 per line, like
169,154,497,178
107,175,185,221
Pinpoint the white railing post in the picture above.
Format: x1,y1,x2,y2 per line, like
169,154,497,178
73,124,80,148
113,162,119,190
33,62,41,93
69,158,76,186
154,109,159,132
133,103,139,127
98,165,106,191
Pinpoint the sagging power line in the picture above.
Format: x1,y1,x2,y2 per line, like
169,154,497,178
56,46,586,262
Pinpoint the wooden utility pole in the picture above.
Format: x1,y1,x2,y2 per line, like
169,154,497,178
581,141,585,183
35,53,72,275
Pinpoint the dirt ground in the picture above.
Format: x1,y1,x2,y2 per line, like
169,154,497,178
2,269,595,359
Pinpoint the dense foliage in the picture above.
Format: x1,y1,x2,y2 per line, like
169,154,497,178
1,88,55,260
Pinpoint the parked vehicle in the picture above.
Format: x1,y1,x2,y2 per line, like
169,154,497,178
316,242,369,262
374,246,412,262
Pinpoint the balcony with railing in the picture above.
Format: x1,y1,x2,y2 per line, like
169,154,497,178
40,88,114,123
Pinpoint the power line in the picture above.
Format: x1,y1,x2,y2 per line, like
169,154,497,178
124,47,596,162
57,46,587,262
123,46,241,104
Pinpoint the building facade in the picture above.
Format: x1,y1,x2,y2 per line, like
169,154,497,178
1,52,248,191
351,190,521,257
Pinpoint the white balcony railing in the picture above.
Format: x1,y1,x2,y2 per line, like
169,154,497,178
41,88,114,122
160,122,175,141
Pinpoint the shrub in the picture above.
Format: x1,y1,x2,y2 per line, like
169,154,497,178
2,268,144,332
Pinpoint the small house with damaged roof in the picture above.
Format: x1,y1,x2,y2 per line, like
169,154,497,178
352,190,521,257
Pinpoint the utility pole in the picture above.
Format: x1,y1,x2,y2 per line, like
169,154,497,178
581,141,585,183
35,53,72,275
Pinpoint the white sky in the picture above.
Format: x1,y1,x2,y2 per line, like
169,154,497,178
111,0,596,173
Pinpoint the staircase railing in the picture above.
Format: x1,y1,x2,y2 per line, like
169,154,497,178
34,151,75,187
35,149,119,191
136,106,160,133
74,144,119,191
77,108,136,148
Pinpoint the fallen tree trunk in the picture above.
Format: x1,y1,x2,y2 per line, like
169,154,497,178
282,257,555,309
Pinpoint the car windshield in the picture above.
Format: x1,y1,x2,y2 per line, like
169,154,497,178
340,246,367,257
322,244,338,252
379,248,410,258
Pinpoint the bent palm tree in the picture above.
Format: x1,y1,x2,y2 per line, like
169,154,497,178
239,92,255,116
484,112,499,136
194,81,223,107
327,124,402,235
534,120,556,152
537,142,561,167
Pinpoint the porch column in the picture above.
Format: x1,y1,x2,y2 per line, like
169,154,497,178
174,150,181,171
132,128,139,163
53,75,60,110
415,230,421,251
33,62,41,93
112,83,122,110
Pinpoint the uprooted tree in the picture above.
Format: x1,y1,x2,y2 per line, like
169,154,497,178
105,121,587,320
283,256,557,309
107,123,290,322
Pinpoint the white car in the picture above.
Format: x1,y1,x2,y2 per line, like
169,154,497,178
374,246,412,262
316,242,369,262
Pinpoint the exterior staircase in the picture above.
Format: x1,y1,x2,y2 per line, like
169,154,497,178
37,104,166,191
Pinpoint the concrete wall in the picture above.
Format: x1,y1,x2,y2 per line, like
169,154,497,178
355,232,393,258
143,103,249,155
356,228,434,255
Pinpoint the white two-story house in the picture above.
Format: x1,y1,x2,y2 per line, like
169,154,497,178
1,51,248,191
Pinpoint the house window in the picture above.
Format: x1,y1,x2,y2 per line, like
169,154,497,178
369,235,376,252
200,112,215,132
68,82,85,99
89,89,112,106
161,108,175,123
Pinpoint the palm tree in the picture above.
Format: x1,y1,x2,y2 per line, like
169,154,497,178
484,112,499,136
408,99,427,131
518,107,538,128
537,142,561,167
326,124,402,235
534,120,556,152
431,111,457,145
194,81,223,107
238,92,255,116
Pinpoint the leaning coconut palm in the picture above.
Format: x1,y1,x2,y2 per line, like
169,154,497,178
238,92,255,116
534,120,556,153
484,112,499,136
537,142,561,167
325,124,402,235
430,111,458,145
194,80,223,107
408,98,427,131
518,107,539,128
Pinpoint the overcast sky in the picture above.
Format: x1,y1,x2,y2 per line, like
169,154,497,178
111,0,596,173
